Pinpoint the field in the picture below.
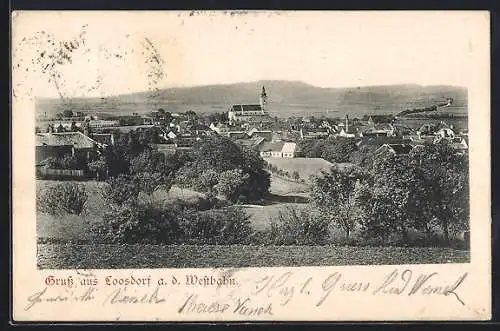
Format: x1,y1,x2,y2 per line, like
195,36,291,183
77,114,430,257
37,243,469,269
265,158,335,182
36,177,469,269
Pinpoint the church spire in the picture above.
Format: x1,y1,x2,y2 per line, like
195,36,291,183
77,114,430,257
259,86,268,114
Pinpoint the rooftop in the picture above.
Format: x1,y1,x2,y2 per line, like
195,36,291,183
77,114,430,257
36,132,97,149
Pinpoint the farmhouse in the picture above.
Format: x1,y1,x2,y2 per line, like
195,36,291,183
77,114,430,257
259,141,297,158
36,131,98,164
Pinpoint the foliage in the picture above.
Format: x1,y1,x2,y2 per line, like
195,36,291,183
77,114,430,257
37,182,88,216
215,169,249,202
180,137,270,202
88,156,107,180
102,175,140,206
45,154,82,170
321,137,358,163
311,165,367,238
99,201,183,244
178,207,253,244
265,206,330,245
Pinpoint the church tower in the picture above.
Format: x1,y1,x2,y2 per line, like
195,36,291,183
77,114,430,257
259,86,268,114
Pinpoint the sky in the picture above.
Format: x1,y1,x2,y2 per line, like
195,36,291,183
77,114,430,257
11,11,489,99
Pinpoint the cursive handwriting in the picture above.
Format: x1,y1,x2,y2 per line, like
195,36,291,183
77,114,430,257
102,286,166,305
253,271,295,306
25,286,97,311
373,269,468,305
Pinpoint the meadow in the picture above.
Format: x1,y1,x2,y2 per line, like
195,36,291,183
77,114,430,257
265,158,336,183
36,176,469,269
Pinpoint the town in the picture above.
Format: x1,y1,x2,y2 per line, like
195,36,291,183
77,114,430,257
35,85,470,269
35,85,468,178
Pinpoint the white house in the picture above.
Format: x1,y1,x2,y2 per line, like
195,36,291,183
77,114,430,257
259,141,296,158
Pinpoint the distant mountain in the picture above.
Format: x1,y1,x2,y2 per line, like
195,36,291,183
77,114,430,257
36,80,468,119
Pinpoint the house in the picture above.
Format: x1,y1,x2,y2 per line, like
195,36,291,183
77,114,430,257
300,128,329,139
89,119,120,129
247,128,273,141
259,141,297,158
417,121,451,137
166,130,178,140
234,136,266,150
374,143,414,156
435,128,455,139
451,136,468,151
154,143,178,156
337,128,360,138
189,124,212,136
227,131,249,140
36,132,98,165
281,142,297,158
363,123,395,137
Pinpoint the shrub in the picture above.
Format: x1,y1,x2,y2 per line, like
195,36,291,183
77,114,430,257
178,207,253,245
98,202,183,244
102,175,140,206
265,207,330,245
37,182,88,216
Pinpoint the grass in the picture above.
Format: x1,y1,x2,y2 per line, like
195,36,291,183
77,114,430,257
37,243,470,269
266,157,334,183
36,178,470,269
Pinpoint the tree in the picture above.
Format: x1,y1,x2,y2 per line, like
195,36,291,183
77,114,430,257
198,169,220,197
321,137,358,163
70,121,78,132
88,156,108,180
63,110,74,118
411,141,469,242
56,124,65,133
215,169,249,202
102,174,141,207
292,171,300,181
311,165,366,239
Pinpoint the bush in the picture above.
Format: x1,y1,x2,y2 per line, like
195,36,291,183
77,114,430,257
178,207,253,244
37,183,88,216
102,175,140,206
98,202,183,244
265,207,330,245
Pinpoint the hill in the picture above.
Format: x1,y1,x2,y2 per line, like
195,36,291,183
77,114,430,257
35,80,468,119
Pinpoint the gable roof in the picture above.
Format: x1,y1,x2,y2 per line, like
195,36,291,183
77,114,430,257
259,141,285,152
281,142,297,154
36,132,97,149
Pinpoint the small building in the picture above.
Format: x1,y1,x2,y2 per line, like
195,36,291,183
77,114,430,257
89,119,120,129
35,132,99,171
247,128,273,141
300,127,329,139
374,143,414,156
259,141,297,158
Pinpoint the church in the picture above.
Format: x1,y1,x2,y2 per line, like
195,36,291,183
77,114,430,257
228,86,271,125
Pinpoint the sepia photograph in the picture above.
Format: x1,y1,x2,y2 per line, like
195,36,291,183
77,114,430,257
20,11,472,270
11,10,491,322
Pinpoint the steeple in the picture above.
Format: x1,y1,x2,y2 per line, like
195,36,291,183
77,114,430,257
259,86,268,114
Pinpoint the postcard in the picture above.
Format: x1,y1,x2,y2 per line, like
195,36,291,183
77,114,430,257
11,10,491,321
